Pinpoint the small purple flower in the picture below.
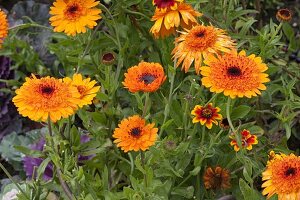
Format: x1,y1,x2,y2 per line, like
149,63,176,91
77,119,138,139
23,135,93,180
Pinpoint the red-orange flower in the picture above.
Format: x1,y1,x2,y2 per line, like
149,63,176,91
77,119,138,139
0,9,8,48
122,62,166,93
153,0,183,10
191,103,222,129
230,129,258,151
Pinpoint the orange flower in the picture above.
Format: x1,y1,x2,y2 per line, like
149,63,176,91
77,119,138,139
49,0,102,36
203,166,231,190
172,25,235,74
122,62,166,93
230,129,258,151
191,103,222,129
12,75,80,122
200,50,270,98
276,8,292,22
113,115,158,152
0,9,8,48
262,153,300,200
150,3,201,38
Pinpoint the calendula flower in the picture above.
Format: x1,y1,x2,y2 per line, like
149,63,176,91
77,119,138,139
49,0,102,36
150,3,201,38
203,166,231,190
262,153,300,200
200,50,270,98
276,8,292,22
153,0,183,10
12,75,81,122
230,129,258,151
123,62,166,93
63,74,100,108
172,25,236,74
191,103,222,129
113,115,158,152
0,9,8,48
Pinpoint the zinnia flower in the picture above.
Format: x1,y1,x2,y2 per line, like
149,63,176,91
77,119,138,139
203,166,231,190
150,2,202,38
12,75,81,122
63,73,100,108
200,50,270,98
230,129,258,151
262,153,300,200
191,103,222,129
172,24,236,74
276,8,292,22
113,115,158,152
49,0,102,36
153,0,183,10
122,62,166,93
0,9,8,48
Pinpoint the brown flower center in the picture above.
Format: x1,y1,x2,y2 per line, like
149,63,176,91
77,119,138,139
41,86,55,95
201,108,213,118
154,0,175,9
130,127,142,137
195,31,205,38
140,73,156,85
76,85,87,95
102,53,115,62
285,167,296,177
227,66,242,77
279,9,291,18
64,3,84,21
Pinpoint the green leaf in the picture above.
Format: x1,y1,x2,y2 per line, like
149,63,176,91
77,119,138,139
37,157,51,180
231,105,251,120
239,179,264,200
14,145,43,157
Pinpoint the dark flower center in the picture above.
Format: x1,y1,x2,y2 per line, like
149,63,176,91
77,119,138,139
227,66,242,77
201,108,213,118
102,53,115,62
154,0,175,8
279,9,291,17
212,174,222,189
195,31,205,38
41,86,54,95
140,74,156,84
285,167,296,176
67,5,79,14
130,127,142,137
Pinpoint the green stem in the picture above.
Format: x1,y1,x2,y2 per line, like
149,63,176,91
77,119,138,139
226,98,235,132
200,126,206,147
142,93,150,118
0,163,29,200
140,151,148,188
47,118,75,200
205,93,219,106
8,23,52,31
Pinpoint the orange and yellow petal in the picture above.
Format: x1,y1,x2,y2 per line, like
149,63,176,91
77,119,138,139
0,9,8,48
191,103,222,129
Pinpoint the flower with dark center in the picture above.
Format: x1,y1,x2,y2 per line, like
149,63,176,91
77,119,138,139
49,0,102,36
123,62,166,93
102,52,116,65
191,103,222,129
113,115,158,152
229,129,258,151
276,8,292,22
262,153,300,199
201,50,270,98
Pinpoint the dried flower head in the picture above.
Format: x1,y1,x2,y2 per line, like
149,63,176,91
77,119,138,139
276,8,292,22
203,166,231,190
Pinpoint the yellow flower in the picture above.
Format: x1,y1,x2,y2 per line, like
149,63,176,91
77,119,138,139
49,0,102,36
113,115,158,152
0,9,8,48
63,74,100,108
12,75,81,122
172,24,236,74
262,153,300,200
191,103,222,129
200,50,270,98
150,2,201,38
